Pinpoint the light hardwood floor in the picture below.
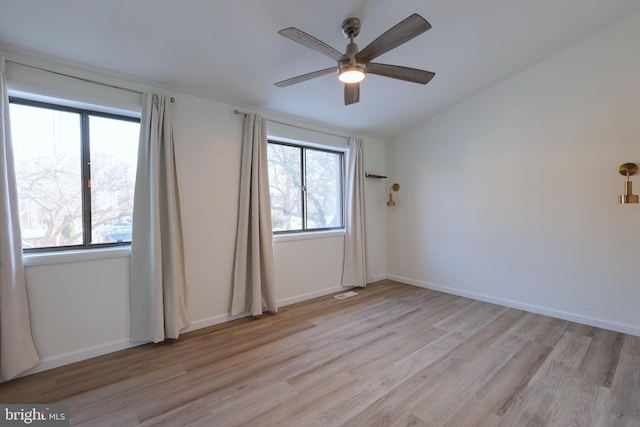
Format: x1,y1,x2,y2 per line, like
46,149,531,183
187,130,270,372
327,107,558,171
1,280,639,426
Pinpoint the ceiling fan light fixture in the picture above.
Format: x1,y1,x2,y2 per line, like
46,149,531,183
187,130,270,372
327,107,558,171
276,13,433,104
338,65,366,83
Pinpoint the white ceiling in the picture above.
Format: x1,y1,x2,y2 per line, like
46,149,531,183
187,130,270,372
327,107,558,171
1,0,639,139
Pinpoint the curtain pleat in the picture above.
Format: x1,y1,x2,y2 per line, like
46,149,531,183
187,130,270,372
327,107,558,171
0,57,40,380
231,114,277,316
341,137,367,287
130,94,189,343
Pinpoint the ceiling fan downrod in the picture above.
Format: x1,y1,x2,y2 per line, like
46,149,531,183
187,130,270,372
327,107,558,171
340,17,365,78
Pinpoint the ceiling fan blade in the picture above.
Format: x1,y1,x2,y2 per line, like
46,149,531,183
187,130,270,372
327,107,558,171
278,27,348,62
344,83,360,105
355,14,431,64
275,67,336,87
367,63,435,84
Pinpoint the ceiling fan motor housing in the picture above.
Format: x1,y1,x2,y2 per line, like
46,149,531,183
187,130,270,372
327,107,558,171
342,17,361,39
341,42,364,67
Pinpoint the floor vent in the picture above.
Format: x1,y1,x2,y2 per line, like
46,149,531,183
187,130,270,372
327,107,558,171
334,291,359,300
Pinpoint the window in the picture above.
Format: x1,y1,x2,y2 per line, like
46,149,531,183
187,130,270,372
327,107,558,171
9,98,140,251
267,140,344,233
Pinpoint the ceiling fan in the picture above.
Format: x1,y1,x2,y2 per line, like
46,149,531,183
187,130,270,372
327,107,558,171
274,13,435,105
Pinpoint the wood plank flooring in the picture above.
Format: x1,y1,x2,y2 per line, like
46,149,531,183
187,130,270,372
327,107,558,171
1,280,639,426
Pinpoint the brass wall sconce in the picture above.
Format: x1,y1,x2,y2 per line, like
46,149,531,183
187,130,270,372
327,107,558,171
619,163,639,204
387,183,400,206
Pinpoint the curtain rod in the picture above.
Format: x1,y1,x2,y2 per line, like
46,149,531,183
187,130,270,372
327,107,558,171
6,59,146,97
234,109,350,140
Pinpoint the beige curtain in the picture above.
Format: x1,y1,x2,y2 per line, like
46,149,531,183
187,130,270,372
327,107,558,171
130,94,189,343
341,137,367,287
231,113,277,316
0,57,40,379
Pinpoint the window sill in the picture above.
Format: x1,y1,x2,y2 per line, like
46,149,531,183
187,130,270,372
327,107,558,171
273,229,345,243
23,246,131,267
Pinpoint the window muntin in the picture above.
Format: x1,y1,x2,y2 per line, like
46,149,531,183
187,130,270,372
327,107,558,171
9,98,140,251
267,140,344,233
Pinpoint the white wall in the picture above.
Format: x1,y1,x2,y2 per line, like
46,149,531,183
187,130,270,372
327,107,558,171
2,52,386,374
387,14,640,335
25,254,131,361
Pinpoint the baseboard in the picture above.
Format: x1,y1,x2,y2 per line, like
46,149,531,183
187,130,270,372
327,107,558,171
186,286,360,326
182,312,251,333
17,339,144,378
278,285,347,307
185,285,362,328
367,274,386,283
276,278,391,306
387,274,640,337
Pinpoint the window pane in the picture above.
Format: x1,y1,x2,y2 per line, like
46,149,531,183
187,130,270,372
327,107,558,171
10,103,83,248
89,116,139,243
306,149,343,229
268,144,302,231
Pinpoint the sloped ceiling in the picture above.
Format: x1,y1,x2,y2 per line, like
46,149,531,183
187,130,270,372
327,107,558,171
1,0,639,139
